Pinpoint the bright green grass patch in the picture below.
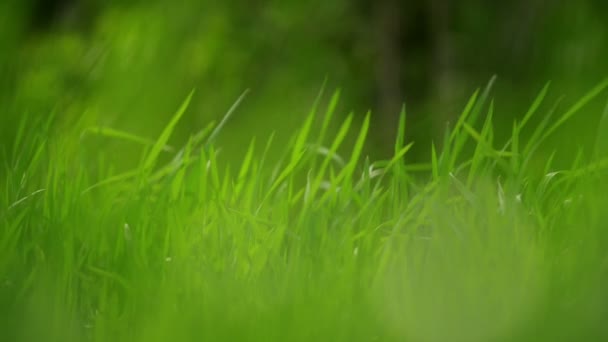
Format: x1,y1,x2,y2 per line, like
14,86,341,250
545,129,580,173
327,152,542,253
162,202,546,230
2,81,608,342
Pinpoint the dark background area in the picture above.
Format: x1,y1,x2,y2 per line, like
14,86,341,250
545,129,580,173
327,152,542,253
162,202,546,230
1,0,607,163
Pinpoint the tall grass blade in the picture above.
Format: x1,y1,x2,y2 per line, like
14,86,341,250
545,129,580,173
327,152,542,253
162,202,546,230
143,90,194,171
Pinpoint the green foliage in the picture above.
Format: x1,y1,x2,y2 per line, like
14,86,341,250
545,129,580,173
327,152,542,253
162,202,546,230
1,7,607,341
2,83,608,341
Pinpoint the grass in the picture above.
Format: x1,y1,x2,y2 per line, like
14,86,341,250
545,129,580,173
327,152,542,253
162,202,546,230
2,80,608,342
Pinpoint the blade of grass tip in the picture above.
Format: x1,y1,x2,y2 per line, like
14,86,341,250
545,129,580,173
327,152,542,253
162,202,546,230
353,155,369,192
14,114,46,170
237,137,256,181
291,111,315,164
543,150,557,176
488,112,495,144
498,82,551,161
521,96,564,165
205,88,250,148
303,169,314,204
242,159,258,208
342,111,372,184
571,147,586,172
220,163,231,198
7,189,46,211
449,89,479,144
309,113,353,193
151,120,218,181
437,121,451,176
12,112,30,159
309,77,328,121
27,139,47,175
449,76,497,170
460,123,511,176
555,148,587,193
208,146,221,191
385,142,415,173
450,172,477,206
143,90,195,172
257,132,275,176
511,120,520,174
396,104,407,151
289,179,309,206
235,138,256,197
264,149,305,204
537,150,558,197
81,169,139,194
197,148,209,202
170,135,193,201
173,120,217,162
448,75,495,144
345,112,371,176
84,126,175,152
318,111,370,200
541,78,608,144
468,75,497,124
190,120,217,148
261,128,308,207
291,79,328,165
467,100,495,187
317,90,341,147
519,81,551,131
392,106,409,195
431,142,439,180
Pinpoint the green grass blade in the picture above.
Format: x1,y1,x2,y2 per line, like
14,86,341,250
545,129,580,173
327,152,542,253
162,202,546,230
519,82,551,131
317,90,341,147
292,112,315,164
431,142,439,180
395,104,406,153
84,126,175,152
449,89,479,145
540,78,608,143
143,90,194,171
205,88,250,148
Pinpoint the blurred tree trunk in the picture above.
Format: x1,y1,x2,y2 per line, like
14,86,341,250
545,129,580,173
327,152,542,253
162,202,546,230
500,0,549,75
372,0,403,150
428,0,456,136
370,0,458,148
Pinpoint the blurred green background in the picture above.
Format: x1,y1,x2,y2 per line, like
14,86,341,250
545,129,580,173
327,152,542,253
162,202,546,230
1,0,607,163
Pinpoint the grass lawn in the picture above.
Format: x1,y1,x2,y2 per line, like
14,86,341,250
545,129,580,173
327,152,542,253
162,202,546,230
2,80,608,341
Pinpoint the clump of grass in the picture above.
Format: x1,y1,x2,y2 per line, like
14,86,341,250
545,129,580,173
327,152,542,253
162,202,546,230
1,80,608,342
